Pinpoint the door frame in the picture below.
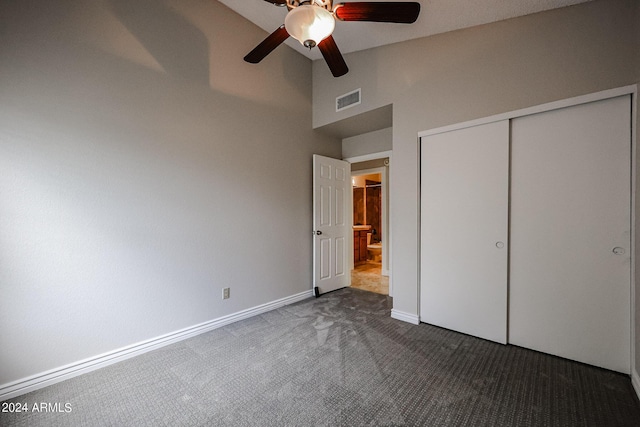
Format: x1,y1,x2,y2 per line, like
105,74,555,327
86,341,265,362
417,84,638,381
345,151,392,296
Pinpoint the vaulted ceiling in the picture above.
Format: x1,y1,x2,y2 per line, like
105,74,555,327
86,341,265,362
219,0,593,61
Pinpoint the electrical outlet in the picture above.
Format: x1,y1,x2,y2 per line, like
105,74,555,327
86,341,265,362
222,287,230,300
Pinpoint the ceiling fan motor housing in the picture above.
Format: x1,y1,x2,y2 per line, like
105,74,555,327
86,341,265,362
286,0,334,10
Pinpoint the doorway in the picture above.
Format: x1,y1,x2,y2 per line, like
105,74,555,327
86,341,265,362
348,157,390,296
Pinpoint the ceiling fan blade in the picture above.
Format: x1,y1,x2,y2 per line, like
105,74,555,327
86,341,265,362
318,35,349,77
263,0,287,6
334,2,420,23
244,25,290,64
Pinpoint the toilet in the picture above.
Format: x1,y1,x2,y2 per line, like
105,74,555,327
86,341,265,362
366,232,382,263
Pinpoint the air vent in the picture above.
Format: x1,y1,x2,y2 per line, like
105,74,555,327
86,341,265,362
336,88,361,112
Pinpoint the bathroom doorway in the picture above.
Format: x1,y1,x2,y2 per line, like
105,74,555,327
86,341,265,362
349,158,390,296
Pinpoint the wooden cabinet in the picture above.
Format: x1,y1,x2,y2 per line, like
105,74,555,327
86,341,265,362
353,229,369,264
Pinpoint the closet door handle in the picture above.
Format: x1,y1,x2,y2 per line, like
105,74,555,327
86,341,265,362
495,241,504,249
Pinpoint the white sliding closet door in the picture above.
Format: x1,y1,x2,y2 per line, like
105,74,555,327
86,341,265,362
420,121,509,344
509,96,631,373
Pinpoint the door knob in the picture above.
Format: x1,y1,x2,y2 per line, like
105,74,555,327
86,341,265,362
314,230,323,235
612,247,625,255
495,241,504,249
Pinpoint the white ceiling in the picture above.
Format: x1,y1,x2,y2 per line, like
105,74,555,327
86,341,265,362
219,0,592,61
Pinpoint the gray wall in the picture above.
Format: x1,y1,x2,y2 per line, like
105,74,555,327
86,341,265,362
313,0,640,375
351,158,388,172
342,127,392,159
0,0,340,388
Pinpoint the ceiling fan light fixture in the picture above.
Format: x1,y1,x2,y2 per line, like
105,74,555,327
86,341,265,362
284,5,335,48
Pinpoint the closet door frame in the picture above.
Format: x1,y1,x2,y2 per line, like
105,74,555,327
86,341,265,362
417,85,638,375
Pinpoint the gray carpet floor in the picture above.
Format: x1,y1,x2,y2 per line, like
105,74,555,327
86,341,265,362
2,288,640,426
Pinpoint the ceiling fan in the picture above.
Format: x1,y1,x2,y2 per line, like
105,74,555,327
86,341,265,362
244,0,421,77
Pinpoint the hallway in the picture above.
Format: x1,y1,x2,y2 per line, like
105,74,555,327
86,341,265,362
350,263,389,295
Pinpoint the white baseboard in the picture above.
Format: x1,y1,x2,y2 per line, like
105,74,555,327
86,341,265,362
633,368,640,402
391,309,420,325
0,290,313,401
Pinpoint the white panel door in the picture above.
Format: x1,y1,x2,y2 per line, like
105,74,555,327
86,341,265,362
313,154,350,295
510,96,631,373
420,120,509,344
